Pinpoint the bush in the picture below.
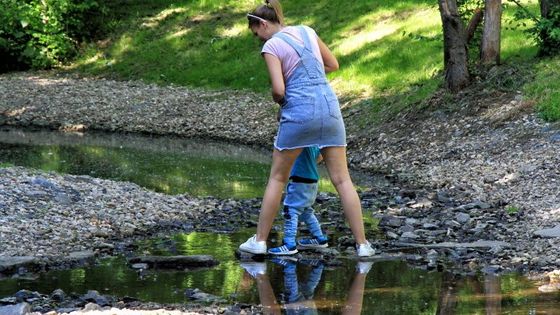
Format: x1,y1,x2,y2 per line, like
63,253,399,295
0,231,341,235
508,0,560,56
0,0,105,71
535,7,560,56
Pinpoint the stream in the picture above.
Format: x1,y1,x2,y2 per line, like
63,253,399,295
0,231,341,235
0,127,559,314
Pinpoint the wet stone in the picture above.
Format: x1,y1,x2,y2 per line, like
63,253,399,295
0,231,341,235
0,257,40,274
128,255,219,269
50,289,66,302
81,290,110,306
0,303,30,315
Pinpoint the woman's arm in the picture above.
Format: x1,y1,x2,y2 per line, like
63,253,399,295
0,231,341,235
263,53,286,104
317,36,339,73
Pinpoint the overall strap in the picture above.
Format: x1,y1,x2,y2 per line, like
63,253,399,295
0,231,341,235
273,31,304,57
297,25,315,52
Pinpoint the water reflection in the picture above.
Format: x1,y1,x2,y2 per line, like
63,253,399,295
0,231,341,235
0,232,559,313
241,257,372,315
0,127,380,198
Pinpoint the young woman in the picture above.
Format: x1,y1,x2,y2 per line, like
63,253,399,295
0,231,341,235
240,0,375,257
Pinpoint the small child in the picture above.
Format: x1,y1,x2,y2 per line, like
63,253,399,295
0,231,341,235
268,146,328,255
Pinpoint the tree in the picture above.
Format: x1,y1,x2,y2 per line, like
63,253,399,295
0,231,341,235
438,0,470,92
539,0,560,55
481,0,503,64
541,0,560,18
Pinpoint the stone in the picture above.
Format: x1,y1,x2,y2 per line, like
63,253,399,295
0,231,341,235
400,225,415,233
50,289,65,302
0,257,39,274
0,303,30,315
128,255,219,269
455,213,471,224
379,215,404,228
185,288,226,303
131,263,149,270
81,290,109,306
534,225,560,238
83,302,101,311
400,232,420,239
397,240,511,249
67,251,96,262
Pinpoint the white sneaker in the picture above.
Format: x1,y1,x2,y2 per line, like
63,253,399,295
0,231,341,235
356,241,376,257
239,234,267,254
356,261,374,274
240,261,267,278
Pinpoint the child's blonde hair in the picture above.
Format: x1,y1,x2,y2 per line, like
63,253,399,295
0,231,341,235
247,0,284,27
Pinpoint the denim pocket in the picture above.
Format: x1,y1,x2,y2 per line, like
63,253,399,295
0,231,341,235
325,93,341,119
281,97,315,123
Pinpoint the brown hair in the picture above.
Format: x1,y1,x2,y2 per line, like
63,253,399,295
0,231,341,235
247,0,284,27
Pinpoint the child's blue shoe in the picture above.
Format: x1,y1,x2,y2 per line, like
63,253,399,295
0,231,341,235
297,237,328,249
268,244,298,255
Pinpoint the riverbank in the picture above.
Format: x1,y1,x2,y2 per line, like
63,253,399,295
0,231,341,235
1,71,560,312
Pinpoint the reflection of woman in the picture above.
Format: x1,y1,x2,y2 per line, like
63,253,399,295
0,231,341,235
239,0,374,257
241,259,372,314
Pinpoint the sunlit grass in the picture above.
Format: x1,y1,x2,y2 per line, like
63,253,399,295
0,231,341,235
69,0,540,121
501,0,539,61
524,56,560,121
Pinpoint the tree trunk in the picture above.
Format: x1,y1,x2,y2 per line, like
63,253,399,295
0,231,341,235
481,0,502,64
438,0,470,92
466,8,484,44
484,274,502,315
436,273,458,315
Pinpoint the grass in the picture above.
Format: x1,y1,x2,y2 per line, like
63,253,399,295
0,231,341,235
0,162,14,168
505,205,521,215
524,56,560,121
69,0,543,121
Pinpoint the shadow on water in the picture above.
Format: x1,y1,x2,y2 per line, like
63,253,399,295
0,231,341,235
0,231,559,314
0,127,383,198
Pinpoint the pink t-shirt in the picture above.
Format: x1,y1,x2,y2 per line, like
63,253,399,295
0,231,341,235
262,25,324,80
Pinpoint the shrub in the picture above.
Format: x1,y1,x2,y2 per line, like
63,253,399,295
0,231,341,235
508,0,560,56
0,0,105,71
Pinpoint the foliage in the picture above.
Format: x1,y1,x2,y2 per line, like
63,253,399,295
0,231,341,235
534,6,560,55
507,0,560,56
458,0,485,19
69,0,532,124
72,0,444,99
0,0,105,71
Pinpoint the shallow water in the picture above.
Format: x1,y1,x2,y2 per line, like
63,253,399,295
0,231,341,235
1,231,559,314
1,127,559,313
0,127,381,198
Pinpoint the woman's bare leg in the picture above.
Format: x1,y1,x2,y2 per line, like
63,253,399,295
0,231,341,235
320,146,367,244
256,148,302,242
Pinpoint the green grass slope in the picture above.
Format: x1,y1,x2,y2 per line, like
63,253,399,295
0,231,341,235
71,0,547,120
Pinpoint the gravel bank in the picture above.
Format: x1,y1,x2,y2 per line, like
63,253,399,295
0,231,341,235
1,71,559,270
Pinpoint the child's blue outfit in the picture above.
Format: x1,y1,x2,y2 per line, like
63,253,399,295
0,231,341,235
268,147,328,255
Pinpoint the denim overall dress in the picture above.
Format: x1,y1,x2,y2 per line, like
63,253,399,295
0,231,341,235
273,26,346,150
